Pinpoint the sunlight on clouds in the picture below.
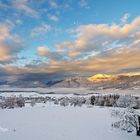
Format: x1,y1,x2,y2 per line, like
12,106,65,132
0,45,11,61
0,0,140,82
0,24,11,41
2,43,140,76
32,16,140,75
37,46,50,56
0,1,140,77
0,22,23,63
55,16,140,59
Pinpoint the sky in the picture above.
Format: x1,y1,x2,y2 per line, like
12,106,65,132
0,0,140,81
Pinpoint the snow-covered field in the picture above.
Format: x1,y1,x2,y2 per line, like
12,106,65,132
0,89,140,140
0,87,140,96
0,91,93,99
0,103,139,140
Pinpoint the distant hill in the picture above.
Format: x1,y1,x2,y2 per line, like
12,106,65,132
49,73,140,89
50,77,92,88
0,73,140,89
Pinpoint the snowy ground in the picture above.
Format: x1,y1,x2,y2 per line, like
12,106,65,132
0,89,140,140
0,103,139,140
0,91,93,98
0,87,140,96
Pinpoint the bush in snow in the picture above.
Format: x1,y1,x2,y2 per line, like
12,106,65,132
116,95,137,108
0,95,25,109
16,95,25,107
85,97,91,105
90,95,120,107
30,99,36,107
69,97,86,107
59,97,69,107
135,97,140,109
90,95,140,109
4,96,17,109
112,108,140,136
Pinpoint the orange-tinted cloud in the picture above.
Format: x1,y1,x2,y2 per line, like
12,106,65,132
56,16,140,59
0,23,23,63
0,45,12,62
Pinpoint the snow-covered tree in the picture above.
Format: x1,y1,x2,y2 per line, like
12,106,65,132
116,95,137,108
30,99,36,107
112,108,140,136
16,95,25,107
59,97,69,107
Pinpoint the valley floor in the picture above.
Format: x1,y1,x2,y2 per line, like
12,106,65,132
0,89,140,140
0,103,139,140
0,87,140,96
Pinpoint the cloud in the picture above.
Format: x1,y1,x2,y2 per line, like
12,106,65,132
82,46,140,74
0,45,12,62
35,45,140,75
15,19,23,25
48,15,59,21
79,0,88,8
1,44,140,79
31,23,51,37
120,13,130,24
37,46,50,56
12,0,38,18
1,16,140,78
0,23,11,42
33,16,140,76
49,0,58,9
29,16,140,77
0,22,23,63
37,46,64,60
56,16,140,59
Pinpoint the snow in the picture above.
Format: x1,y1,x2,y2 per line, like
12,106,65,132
0,126,9,133
0,103,139,140
0,89,140,140
0,88,140,96
1,88,140,100
0,91,92,98
0,92,40,98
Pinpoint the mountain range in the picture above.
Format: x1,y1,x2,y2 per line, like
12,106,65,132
0,73,140,89
48,73,140,89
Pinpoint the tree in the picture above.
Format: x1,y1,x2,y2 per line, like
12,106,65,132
116,95,136,108
137,115,140,136
30,99,36,107
112,108,140,136
16,95,25,107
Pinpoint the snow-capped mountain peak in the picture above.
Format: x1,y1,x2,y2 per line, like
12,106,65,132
87,74,111,81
